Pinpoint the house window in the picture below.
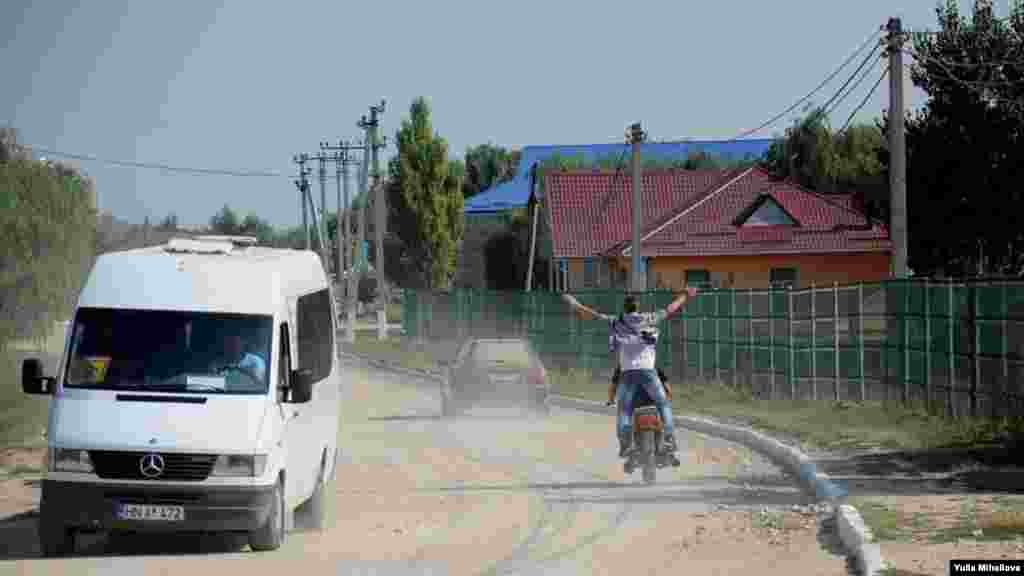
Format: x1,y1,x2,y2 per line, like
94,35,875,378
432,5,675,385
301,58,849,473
741,196,797,227
770,267,798,289
685,269,711,289
558,260,569,292
583,258,596,288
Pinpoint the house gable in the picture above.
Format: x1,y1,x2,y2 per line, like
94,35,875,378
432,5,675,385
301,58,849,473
734,195,799,227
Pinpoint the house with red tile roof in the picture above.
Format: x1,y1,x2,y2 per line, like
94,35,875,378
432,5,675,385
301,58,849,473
541,165,892,291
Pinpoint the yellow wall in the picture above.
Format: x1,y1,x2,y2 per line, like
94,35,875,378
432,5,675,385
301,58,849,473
591,252,891,290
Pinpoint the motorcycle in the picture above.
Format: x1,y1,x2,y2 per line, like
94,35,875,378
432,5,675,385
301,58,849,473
613,368,681,484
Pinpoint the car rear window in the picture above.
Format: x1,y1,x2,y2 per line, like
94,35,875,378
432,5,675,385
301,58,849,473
473,341,532,369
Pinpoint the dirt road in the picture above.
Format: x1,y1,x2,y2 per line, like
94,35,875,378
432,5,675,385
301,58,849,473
0,358,849,574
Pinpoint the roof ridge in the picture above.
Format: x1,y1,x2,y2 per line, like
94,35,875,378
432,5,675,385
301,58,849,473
756,167,879,227
620,166,756,256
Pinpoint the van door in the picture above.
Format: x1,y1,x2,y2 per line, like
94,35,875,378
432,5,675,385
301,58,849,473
293,289,334,500
277,321,310,507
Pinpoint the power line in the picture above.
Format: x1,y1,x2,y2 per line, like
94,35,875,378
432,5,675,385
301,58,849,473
816,44,884,121
836,67,889,135
21,144,289,178
716,27,885,142
589,144,630,225
823,52,884,119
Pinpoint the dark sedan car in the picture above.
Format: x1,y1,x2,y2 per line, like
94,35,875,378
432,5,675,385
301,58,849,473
440,338,550,418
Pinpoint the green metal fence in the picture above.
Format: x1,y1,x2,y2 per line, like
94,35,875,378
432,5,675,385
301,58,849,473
402,279,1024,419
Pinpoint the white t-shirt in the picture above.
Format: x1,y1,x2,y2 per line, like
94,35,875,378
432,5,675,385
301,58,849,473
606,310,667,371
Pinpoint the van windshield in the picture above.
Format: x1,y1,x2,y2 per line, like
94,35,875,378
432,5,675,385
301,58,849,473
64,307,273,395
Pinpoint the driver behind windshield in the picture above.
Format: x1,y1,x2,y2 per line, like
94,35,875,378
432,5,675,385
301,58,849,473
209,332,266,388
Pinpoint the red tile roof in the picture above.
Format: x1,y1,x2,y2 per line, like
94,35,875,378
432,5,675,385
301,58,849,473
542,168,727,258
543,166,891,259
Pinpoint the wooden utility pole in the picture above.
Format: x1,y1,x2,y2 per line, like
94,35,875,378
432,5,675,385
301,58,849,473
887,17,908,277
629,122,646,292
358,100,388,339
292,154,312,249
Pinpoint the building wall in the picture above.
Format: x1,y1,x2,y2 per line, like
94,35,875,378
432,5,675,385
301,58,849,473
644,253,891,290
558,252,891,291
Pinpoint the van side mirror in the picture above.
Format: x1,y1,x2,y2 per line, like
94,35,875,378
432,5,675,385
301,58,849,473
289,368,313,403
22,358,55,395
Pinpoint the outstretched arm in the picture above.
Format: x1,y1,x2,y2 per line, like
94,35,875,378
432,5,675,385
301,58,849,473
561,293,610,321
663,286,700,319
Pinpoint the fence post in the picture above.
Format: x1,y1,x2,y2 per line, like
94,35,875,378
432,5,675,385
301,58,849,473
924,278,932,413
811,283,817,401
715,289,721,384
746,288,754,394
733,288,740,388
769,288,776,400
789,287,796,400
948,281,956,419
698,293,704,383
969,281,979,419
903,280,911,407
858,283,866,402
1001,282,1009,419
834,282,840,401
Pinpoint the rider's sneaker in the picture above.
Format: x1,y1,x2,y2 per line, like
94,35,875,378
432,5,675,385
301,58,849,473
662,432,678,453
618,429,633,458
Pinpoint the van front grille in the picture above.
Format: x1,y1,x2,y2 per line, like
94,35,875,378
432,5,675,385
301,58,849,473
89,451,217,482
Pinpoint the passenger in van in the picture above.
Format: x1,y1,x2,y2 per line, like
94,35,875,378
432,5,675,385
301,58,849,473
210,332,267,389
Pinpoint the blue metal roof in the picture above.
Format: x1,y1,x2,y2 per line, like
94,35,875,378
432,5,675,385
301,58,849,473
463,139,775,214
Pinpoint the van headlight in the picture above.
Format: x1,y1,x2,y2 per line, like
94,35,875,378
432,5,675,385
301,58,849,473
211,454,267,477
49,449,93,473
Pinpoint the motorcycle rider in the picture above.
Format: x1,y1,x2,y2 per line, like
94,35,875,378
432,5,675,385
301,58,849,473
562,287,698,457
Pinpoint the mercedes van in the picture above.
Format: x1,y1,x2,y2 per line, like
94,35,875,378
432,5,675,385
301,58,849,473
21,236,341,556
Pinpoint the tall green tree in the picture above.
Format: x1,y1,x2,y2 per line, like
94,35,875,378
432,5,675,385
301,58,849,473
877,0,1024,276
462,144,520,198
385,97,465,289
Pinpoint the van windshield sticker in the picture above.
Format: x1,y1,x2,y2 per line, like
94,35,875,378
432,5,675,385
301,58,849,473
186,375,227,391
69,356,112,384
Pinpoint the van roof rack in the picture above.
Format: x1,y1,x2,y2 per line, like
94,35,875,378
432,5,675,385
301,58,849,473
165,236,255,255
194,235,259,246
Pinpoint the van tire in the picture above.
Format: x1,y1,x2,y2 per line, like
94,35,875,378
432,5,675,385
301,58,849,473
38,520,75,557
249,479,285,552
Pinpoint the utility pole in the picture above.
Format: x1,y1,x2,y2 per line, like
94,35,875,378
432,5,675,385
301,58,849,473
316,148,329,269
887,17,908,278
292,154,312,249
359,100,388,340
320,140,364,339
629,122,646,293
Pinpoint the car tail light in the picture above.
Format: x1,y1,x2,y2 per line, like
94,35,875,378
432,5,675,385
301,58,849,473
527,365,545,386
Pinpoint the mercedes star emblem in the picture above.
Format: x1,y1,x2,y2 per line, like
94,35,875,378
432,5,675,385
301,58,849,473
140,453,165,478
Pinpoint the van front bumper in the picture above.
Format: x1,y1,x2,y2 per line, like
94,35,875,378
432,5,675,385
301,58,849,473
39,480,275,533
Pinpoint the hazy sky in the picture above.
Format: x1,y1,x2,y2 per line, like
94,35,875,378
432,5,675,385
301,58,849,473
3,1,989,228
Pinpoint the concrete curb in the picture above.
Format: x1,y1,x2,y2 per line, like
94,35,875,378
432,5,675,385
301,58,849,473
341,352,887,576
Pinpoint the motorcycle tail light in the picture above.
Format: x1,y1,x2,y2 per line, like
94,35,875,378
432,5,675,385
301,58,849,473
634,413,662,430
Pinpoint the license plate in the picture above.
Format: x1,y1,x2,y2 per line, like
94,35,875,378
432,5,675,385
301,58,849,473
117,504,185,521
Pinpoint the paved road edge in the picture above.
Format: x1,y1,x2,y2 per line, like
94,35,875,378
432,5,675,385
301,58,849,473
341,352,887,576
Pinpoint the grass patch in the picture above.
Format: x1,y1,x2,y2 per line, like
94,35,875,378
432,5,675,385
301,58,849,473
342,334,443,372
0,352,51,447
0,463,41,479
386,302,402,324
929,495,1024,543
847,498,933,542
